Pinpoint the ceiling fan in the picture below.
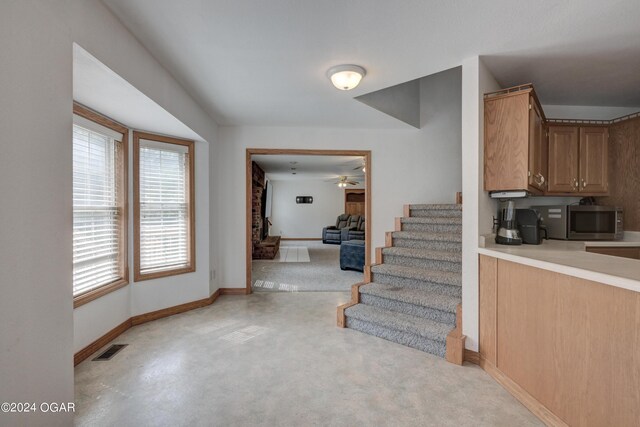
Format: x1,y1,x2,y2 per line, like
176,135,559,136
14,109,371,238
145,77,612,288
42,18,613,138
352,163,366,172
330,175,360,188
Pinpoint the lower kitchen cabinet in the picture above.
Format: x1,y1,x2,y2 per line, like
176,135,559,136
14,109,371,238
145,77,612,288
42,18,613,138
478,255,640,427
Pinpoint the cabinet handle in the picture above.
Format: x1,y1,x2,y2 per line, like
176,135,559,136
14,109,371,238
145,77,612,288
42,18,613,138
582,179,587,188
572,178,579,191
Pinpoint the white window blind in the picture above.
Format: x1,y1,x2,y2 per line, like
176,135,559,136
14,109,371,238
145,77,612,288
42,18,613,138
72,120,123,296
138,139,190,274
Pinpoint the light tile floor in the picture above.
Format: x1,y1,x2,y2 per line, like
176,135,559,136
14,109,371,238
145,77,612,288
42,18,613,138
74,292,542,427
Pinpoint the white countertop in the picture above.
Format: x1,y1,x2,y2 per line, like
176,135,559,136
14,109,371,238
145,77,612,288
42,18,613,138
478,233,640,293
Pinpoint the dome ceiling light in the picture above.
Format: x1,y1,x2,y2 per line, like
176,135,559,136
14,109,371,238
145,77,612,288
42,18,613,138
327,64,366,91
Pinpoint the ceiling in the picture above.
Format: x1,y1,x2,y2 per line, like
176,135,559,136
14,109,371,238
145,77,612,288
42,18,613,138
73,44,202,141
102,0,640,127
252,155,364,181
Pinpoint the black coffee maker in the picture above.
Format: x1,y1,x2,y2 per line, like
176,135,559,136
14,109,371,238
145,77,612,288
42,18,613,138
515,209,548,245
495,200,522,245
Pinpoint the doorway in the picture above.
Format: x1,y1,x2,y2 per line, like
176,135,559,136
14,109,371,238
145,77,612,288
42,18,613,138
245,149,371,293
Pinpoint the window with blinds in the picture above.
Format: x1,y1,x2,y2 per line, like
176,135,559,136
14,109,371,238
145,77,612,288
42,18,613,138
134,133,195,280
72,112,127,298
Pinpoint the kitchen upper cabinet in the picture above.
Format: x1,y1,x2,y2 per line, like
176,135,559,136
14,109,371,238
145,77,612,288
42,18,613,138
547,126,608,195
548,126,579,192
528,102,548,191
484,87,546,193
579,127,608,193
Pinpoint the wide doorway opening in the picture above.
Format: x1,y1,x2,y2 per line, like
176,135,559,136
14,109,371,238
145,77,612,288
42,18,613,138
246,149,371,293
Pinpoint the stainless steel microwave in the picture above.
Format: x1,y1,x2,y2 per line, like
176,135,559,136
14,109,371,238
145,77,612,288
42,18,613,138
532,205,624,241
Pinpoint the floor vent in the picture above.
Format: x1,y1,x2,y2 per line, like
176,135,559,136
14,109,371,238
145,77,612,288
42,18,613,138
93,344,127,361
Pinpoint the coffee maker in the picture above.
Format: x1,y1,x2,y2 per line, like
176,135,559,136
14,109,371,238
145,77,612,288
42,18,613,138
515,208,547,244
495,200,522,245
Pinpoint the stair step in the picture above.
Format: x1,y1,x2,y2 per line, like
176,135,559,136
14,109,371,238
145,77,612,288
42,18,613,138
409,204,462,218
345,304,451,357
392,231,462,251
401,217,462,233
401,216,462,225
382,247,461,271
382,247,461,263
359,283,459,324
372,264,461,286
371,265,461,297
409,204,462,210
392,231,462,242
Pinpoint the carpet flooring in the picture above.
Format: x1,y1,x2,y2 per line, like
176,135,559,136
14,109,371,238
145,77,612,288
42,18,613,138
252,240,362,292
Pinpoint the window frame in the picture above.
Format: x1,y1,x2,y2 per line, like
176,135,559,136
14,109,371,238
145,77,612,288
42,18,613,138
73,103,129,308
133,131,196,281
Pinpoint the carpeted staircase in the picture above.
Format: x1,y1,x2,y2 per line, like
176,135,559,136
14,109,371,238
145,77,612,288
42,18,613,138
338,203,465,364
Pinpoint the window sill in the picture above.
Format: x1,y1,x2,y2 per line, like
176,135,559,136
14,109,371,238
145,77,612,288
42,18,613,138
73,278,129,309
134,265,195,282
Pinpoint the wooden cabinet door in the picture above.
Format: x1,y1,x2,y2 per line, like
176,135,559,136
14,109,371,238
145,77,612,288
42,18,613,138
484,93,530,191
579,127,608,193
547,126,579,193
345,190,365,215
528,99,547,192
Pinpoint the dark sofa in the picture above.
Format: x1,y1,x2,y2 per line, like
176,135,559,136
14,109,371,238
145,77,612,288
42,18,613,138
345,216,365,241
322,214,351,244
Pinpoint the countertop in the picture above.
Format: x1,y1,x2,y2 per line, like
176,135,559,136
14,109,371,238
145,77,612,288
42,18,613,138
478,232,640,293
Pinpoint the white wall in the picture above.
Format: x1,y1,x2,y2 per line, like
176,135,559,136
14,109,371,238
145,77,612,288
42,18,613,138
0,5,74,425
269,180,344,238
213,67,462,289
73,287,130,352
461,56,501,352
0,2,216,424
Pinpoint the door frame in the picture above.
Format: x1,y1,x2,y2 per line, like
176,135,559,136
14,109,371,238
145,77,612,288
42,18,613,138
245,148,372,294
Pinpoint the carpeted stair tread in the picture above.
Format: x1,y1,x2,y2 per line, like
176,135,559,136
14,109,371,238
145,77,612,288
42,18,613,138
382,247,461,264
401,216,462,225
392,231,462,243
345,304,451,343
359,282,460,314
409,205,462,218
371,264,461,287
346,318,446,357
409,204,461,210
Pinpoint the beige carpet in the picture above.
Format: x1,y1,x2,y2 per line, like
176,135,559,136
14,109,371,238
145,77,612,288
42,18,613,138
252,240,363,292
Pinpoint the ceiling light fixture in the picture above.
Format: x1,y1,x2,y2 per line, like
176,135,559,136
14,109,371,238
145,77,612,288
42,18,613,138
327,64,366,91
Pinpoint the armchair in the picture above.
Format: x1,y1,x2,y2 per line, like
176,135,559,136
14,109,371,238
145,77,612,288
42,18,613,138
341,215,361,241
322,214,351,244
347,216,365,241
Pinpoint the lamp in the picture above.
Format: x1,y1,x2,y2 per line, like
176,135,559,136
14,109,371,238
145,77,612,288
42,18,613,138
327,64,366,91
